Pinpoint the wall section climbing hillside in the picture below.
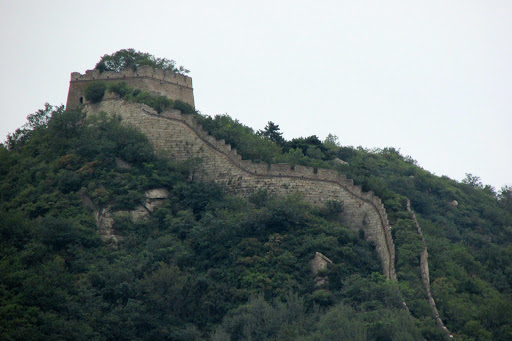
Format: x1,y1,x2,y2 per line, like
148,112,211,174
86,100,397,279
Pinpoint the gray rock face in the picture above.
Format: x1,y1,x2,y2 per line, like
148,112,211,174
143,188,169,212
115,158,132,169
145,188,168,199
310,252,333,288
83,188,169,244
333,157,349,165
93,208,120,245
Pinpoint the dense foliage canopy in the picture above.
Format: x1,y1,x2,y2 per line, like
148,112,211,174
1,98,512,340
185,111,512,339
95,49,190,75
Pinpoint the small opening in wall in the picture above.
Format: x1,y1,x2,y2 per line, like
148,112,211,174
79,97,84,104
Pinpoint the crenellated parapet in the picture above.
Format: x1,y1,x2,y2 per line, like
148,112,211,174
66,66,194,110
85,99,397,280
69,66,192,87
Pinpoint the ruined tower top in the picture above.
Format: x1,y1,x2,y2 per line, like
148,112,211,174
66,65,194,110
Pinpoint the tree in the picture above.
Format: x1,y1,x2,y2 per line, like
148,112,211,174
5,103,62,150
258,121,285,146
284,135,335,161
498,185,512,212
84,82,107,103
462,173,483,188
95,48,189,74
323,133,340,150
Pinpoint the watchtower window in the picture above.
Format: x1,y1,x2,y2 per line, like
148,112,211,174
79,97,84,104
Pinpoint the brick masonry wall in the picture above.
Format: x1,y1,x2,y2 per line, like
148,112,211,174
407,199,452,337
85,100,397,280
66,66,194,110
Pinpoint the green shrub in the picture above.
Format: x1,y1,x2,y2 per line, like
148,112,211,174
195,114,283,164
130,90,173,113
107,82,191,115
174,100,196,114
318,200,344,220
108,81,131,97
84,82,107,103
151,95,174,113
95,49,189,74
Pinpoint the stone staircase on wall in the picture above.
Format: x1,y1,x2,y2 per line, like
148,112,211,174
85,100,397,280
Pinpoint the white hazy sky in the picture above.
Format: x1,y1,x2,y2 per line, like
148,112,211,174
1,0,511,190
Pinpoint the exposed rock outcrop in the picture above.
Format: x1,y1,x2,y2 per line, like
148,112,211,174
80,188,169,244
115,157,132,169
310,252,333,288
333,157,349,166
143,189,169,212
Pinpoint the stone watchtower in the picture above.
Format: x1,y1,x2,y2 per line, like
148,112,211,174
65,65,194,110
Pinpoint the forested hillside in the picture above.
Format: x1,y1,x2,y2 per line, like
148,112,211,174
1,102,511,340
0,105,418,340
1,50,511,340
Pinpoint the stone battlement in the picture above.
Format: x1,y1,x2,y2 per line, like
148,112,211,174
69,66,192,87
66,66,194,109
85,100,397,280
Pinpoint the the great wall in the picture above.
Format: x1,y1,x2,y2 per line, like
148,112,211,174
65,66,459,336
89,100,398,280
67,66,405,283
407,199,452,338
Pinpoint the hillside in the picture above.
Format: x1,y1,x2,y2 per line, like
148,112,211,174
1,105,415,340
1,51,512,340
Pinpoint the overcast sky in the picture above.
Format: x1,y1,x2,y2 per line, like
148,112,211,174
1,0,511,190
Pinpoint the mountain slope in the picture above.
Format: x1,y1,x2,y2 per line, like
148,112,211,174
1,99,511,340
1,106,418,340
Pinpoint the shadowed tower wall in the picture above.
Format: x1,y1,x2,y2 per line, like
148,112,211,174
66,66,194,110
